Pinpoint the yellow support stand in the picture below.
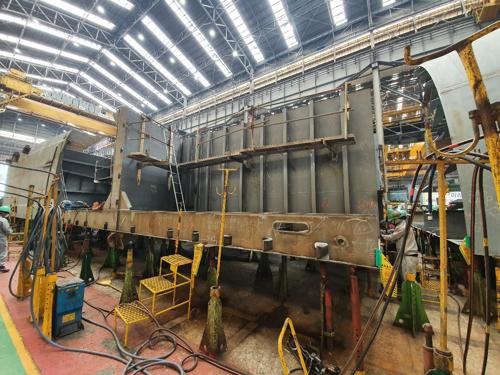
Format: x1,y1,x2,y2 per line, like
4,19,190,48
32,268,46,323
17,185,34,299
41,273,57,338
496,265,500,332
278,317,308,375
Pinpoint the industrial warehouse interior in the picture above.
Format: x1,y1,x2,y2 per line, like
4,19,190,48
0,0,499,374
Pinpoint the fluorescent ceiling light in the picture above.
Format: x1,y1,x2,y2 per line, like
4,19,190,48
383,0,396,6
220,0,264,63
0,130,45,144
0,32,89,63
80,72,141,114
25,73,66,84
38,0,115,30
0,50,78,73
102,49,172,105
69,83,117,112
0,12,101,50
267,0,298,49
89,62,158,111
164,0,232,78
107,0,134,10
124,34,192,96
329,1,347,26
35,84,76,98
142,16,210,88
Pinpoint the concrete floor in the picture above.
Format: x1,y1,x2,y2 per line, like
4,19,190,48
1,242,499,374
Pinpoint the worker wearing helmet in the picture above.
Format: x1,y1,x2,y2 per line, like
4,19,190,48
381,208,420,281
0,205,13,273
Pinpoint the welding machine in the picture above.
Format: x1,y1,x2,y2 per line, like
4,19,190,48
53,276,85,338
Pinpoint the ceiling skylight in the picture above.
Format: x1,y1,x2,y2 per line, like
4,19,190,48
219,0,264,63
0,50,78,73
142,16,210,88
124,34,192,96
89,62,158,111
107,0,134,10
80,72,141,114
329,1,347,26
164,0,232,77
0,33,89,63
38,0,115,30
0,12,101,50
102,49,172,105
267,0,298,49
69,83,117,113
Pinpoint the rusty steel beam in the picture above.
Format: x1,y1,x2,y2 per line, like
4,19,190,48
63,209,378,267
178,134,356,170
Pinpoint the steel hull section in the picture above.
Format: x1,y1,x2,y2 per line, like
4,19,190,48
63,210,378,267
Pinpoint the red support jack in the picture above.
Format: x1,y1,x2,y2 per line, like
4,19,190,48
350,267,364,374
320,263,334,353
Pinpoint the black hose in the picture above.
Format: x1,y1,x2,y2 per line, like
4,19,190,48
463,165,479,375
478,168,490,375
427,165,436,213
349,163,433,374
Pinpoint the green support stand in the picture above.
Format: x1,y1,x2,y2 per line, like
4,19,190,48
103,247,119,272
199,286,227,357
276,256,288,303
394,276,430,336
79,236,95,284
120,242,138,304
142,238,156,278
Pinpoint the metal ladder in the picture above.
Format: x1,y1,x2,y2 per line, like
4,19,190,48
167,127,186,212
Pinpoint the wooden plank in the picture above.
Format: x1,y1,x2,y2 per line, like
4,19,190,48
62,209,377,267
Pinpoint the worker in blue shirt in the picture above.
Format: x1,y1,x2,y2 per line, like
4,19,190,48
0,205,13,273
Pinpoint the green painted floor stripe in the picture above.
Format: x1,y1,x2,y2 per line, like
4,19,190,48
0,308,27,375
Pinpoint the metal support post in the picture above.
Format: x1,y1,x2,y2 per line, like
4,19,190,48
216,168,237,285
350,267,364,374
320,263,334,352
372,63,386,193
282,108,288,213
435,161,453,372
308,100,317,213
342,83,351,213
50,181,59,272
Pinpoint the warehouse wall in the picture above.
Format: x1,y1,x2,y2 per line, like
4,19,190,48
179,89,378,218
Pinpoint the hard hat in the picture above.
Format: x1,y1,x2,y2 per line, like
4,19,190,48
387,208,403,221
0,205,11,214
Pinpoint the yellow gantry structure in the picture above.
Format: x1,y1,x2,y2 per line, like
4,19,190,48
0,69,117,138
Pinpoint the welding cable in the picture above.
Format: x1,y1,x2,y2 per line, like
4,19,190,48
448,294,464,360
427,165,436,213
80,316,184,375
131,301,245,375
347,162,433,375
347,134,494,371
6,191,45,299
478,168,491,375
340,160,426,372
80,299,190,374
463,165,479,375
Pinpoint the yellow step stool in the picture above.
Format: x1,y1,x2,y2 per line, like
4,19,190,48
114,301,149,347
140,247,203,319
